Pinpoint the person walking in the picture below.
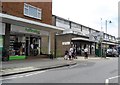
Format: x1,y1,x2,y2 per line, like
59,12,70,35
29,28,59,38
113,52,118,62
69,46,73,60
84,47,88,59
64,49,69,60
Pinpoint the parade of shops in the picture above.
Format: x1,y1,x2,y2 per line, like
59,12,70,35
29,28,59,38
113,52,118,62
52,15,117,57
0,1,118,61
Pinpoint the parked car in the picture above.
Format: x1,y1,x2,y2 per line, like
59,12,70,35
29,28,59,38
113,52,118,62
118,46,120,57
106,48,118,57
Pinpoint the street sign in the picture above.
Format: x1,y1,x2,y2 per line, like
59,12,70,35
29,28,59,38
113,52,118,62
89,31,103,43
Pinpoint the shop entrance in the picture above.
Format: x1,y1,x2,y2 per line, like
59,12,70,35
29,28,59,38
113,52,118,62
72,40,95,56
26,37,30,56
9,33,42,60
29,36,41,56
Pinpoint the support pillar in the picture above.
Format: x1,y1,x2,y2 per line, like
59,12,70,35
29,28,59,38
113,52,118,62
3,23,11,51
54,33,57,58
38,38,41,55
90,44,92,55
48,34,51,54
3,23,11,61
95,43,97,57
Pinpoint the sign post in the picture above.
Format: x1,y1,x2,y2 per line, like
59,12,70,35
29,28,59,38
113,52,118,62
89,31,103,57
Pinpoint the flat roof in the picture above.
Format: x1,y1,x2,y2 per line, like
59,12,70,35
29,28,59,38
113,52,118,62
0,13,64,32
102,42,117,45
72,37,94,43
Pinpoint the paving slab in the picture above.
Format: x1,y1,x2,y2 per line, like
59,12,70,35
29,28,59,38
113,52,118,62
1,58,76,76
1,56,111,76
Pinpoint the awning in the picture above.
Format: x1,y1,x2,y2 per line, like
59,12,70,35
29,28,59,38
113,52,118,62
102,42,117,45
0,13,64,32
72,37,94,42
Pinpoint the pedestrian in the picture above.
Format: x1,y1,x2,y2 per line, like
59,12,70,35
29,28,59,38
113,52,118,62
69,46,74,60
84,47,88,59
64,49,69,60
30,43,34,56
73,46,77,59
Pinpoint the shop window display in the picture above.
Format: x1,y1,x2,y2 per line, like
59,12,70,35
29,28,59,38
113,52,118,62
9,36,25,56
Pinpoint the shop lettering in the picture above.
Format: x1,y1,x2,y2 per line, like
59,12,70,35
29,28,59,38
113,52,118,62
25,28,40,34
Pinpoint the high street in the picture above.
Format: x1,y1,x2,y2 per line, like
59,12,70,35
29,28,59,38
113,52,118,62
2,57,119,84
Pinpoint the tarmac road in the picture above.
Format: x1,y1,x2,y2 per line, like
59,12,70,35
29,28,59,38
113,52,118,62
2,57,119,84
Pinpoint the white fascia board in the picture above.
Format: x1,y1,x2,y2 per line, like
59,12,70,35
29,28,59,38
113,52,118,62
0,13,64,31
72,37,89,41
102,42,116,45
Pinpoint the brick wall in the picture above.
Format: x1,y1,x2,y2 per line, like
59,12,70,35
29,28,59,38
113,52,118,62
2,2,52,25
56,34,78,57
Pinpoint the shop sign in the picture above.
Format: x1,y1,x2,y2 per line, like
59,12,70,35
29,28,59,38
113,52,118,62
11,25,49,36
25,28,40,34
62,42,70,45
11,25,40,35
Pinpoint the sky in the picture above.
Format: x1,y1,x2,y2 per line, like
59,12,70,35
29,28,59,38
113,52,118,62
52,0,119,37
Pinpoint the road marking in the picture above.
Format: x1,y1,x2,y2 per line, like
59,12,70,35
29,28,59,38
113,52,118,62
1,70,46,81
68,63,87,68
68,64,78,68
2,76,24,80
25,71,46,77
105,75,120,84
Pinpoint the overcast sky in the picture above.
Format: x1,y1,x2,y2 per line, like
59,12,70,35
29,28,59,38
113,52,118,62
52,0,119,37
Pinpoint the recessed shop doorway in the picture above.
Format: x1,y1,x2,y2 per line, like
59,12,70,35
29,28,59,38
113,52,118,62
26,37,30,56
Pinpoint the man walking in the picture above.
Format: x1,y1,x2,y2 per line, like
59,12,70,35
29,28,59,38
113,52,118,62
84,47,88,59
69,46,74,60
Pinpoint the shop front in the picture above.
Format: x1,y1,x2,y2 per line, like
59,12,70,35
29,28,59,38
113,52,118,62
71,37,95,56
8,24,44,60
3,24,46,60
1,13,64,61
56,34,95,57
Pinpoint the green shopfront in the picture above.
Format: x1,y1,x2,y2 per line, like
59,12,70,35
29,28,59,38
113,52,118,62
2,23,50,61
1,13,64,61
0,22,5,60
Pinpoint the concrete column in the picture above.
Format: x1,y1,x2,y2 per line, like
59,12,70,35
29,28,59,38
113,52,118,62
95,43,96,56
3,23,11,50
48,34,51,54
54,33,57,58
38,38,41,55
90,44,92,55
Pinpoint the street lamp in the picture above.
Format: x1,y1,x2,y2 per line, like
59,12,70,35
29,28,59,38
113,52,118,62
105,20,112,34
105,20,112,57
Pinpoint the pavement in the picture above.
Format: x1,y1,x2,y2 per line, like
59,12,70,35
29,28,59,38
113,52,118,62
0,56,110,77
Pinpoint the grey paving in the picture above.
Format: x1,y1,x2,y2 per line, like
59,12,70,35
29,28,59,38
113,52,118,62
1,56,111,76
2,57,118,83
1,57,76,76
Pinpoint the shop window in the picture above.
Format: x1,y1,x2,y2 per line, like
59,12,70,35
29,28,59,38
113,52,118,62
56,18,70,29
9,36,25,56
24,3,42,20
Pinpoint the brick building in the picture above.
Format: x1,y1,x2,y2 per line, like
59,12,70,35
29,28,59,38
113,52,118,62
52,15,117,57
1,1,63,61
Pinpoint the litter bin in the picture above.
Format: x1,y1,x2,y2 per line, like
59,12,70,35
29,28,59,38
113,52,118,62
48,54,54,59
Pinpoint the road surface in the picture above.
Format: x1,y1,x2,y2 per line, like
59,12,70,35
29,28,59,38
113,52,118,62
2,57,119,84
